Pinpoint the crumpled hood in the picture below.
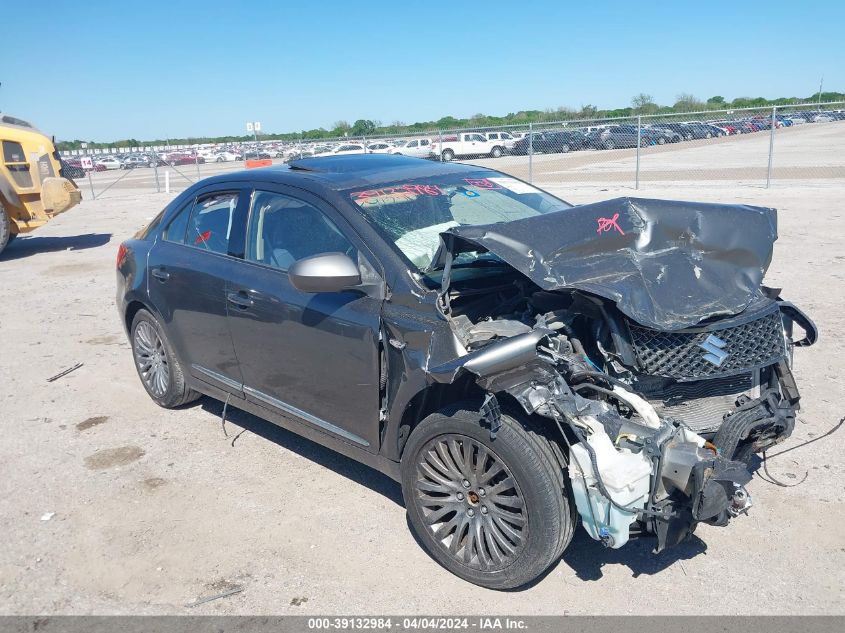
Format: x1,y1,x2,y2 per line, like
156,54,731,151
433,197,778,330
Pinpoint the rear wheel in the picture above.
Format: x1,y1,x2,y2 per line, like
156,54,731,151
490,146,503,158
657,136,666,145
441,149,455,162
131,309,199,408
0,211,10,256
559,144,570,153
401,405,575,589
604,140,615,150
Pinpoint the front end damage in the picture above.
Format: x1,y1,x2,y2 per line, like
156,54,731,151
426,197,817,552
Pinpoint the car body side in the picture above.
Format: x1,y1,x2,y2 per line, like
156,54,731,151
116,163,493,481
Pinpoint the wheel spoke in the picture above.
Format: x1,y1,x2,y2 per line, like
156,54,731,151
447,438,471,480
434,442,462,479
423,504,455,525
433,513,461,541
419,460,455,489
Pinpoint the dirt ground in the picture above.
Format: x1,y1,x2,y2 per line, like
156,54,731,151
1,150,844,614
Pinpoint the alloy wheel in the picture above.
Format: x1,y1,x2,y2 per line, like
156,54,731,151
414,434,527,571
133,321,170,397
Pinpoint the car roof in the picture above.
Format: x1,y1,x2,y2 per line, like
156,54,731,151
198,154,484,191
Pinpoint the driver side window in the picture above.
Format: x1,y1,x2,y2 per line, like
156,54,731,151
246,191,356,272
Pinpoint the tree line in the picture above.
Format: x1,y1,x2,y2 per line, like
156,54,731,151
56,91,845,150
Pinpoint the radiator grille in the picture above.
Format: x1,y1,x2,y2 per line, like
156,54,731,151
628,310,785,381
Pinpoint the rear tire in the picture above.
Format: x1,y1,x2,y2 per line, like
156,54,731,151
401,404,575,590
657,136,666,145
0,211,10,257
490,146,503,158
130,309,200,409
441,149,455,162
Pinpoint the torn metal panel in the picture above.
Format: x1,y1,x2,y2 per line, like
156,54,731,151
433,197,778,331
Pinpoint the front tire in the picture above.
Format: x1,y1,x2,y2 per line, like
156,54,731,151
131,309,199,408
401,404,575,589
490,146,503,158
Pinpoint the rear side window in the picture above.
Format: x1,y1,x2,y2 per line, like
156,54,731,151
163,199,194,244
186,192,239,255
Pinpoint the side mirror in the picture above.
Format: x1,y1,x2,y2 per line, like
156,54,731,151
288,252,361,293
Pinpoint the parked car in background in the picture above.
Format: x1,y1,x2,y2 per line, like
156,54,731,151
121,156,150,169
812,113,835,123
366,143,395,154
511,131,588,155
315,144,366,157
613,124,673,145
648,122,694,141
94,156,122,170
711,121,740,135
484,131,516,150
211,151,242,162
242,150,272,160
586,126,644,150
60,159,85,178
430,132,504,161
65,157,106,172
390,138,433,158
166,153,205,166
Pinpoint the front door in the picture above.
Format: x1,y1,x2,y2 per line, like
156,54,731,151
147,185,249,395
225,186,384,450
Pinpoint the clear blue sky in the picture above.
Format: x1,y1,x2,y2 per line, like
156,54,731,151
3,0,843,141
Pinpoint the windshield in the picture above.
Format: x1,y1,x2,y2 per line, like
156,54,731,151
347,171,571,271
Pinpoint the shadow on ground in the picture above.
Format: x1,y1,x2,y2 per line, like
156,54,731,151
559,528,707,581
199,397,404,506
1,233,112,261
198,396,709,587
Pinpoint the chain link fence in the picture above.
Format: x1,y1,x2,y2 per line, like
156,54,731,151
59,101,845,199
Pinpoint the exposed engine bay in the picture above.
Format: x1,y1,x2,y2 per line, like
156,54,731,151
426,197,818,552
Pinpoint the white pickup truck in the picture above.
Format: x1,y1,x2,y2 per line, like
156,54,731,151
429,132,506,161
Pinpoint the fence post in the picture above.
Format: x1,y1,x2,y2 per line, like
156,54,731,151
528,122,533,184
635,115,643,190
766,106,776,188
362,135,366,153
195,152,201,180
438,130,443,162
152,151,161,193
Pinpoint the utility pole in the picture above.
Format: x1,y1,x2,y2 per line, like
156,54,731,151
817,76,824,109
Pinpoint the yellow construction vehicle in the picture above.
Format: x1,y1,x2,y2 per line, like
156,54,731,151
0,114,82,255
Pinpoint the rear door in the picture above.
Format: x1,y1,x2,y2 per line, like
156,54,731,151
224,185,385,451
147,183,249,395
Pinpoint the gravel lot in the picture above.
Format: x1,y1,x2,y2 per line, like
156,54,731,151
1,128,844,615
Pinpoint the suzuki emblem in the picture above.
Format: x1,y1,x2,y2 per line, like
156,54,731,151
699,334,729,367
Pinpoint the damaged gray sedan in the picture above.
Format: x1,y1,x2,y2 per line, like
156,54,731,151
117,155,817,589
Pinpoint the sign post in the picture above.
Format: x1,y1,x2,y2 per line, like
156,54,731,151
80,155,95,200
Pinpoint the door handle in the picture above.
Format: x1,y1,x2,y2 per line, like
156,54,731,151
151,268,170,281
227,291,254,309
